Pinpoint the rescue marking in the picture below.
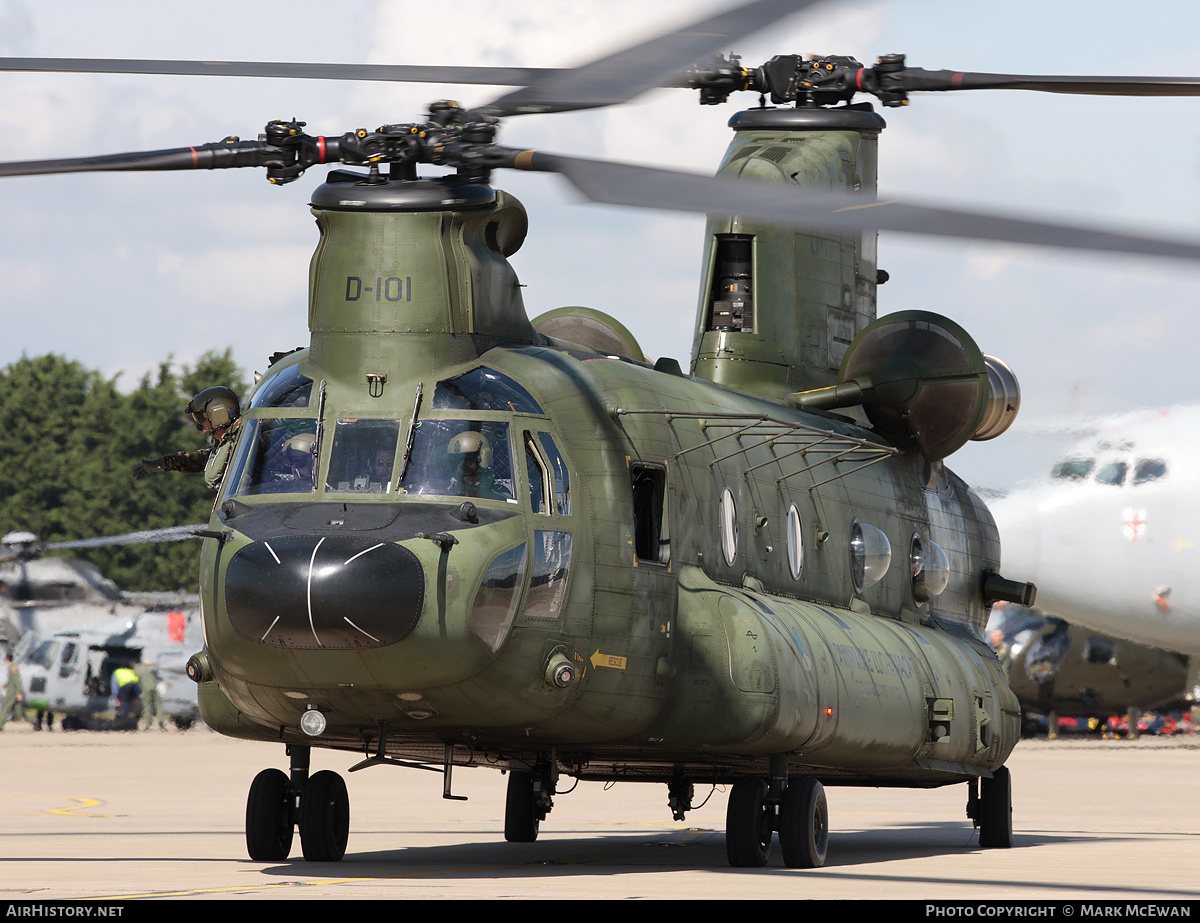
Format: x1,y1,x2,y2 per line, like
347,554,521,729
589,650,627,670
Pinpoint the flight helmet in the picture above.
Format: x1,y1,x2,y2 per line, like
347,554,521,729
186,387,240,431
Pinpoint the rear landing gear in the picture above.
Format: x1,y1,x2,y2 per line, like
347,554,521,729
977,766,1013,848
726,775,830,868
504,766,555,842
779,777,828,869
726,777,774,867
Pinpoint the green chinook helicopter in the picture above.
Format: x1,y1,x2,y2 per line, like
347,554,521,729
6,0,1200,868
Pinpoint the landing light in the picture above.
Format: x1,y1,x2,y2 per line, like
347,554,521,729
300,708,327,737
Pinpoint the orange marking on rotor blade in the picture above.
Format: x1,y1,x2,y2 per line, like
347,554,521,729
514,150,538,169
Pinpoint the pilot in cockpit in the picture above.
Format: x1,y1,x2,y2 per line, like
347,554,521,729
275,432,316,490
447,431,509,500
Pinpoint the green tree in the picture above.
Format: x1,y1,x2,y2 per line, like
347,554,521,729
0,351,247,591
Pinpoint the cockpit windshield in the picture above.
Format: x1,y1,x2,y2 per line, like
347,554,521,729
1051,456,1095,481
400,419,515,502
248,364,312,409
221,418,318,497
327,418,402,494
1094,460,1127,487
1132,458,1168,485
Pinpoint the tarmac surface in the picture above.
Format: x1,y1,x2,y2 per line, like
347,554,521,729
0,722,1196,901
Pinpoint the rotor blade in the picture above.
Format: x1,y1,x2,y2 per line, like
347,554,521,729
899,68,1200,97
483,0,822,116
0,57,551,88
0,140,290,177
48,525,208,551
506,151,1200,262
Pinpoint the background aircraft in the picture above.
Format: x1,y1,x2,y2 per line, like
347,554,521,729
21,608,200,730
989,406,1200,663
992,604,1192,734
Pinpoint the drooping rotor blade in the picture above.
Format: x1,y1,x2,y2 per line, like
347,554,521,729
0,144,266,177
0,132,332,181
499,150,1200,262
893,68,1200,97
48,525,208,551
483,0,822,116
0,57,551,88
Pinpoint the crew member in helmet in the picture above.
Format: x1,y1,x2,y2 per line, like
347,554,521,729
132,386,243,491
447,430,509,500
275,431,316,490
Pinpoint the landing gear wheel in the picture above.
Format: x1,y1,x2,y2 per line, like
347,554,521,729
979,766,1013,848
299,770,350,861
779,777,828,868
504,771,540,843
726,777,773,867
246,768,293,861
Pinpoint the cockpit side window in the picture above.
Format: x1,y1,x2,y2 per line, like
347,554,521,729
432,368,542,414
538,433,570,515
525,432,549,514
1132,458,1168,485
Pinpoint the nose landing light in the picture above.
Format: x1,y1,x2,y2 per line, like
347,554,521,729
300,708,327,737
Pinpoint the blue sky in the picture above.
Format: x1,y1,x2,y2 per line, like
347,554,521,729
2,0,1199,490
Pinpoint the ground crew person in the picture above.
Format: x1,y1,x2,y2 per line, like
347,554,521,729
110,663,141,721
0,652,28,729
136,658,166,730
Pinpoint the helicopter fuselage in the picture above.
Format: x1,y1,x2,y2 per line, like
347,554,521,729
196,320,1017,787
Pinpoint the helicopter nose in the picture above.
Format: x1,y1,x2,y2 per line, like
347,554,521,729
224,535,424,650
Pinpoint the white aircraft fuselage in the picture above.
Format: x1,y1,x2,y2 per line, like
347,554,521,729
989,407,1200,656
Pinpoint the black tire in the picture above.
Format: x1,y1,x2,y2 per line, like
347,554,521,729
726,777,773,867
504,771,539,843
979,766,1013,848
246,768,293,861
779,777,828,868
299,770,350,862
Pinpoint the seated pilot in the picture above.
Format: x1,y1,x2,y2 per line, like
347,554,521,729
273,432,316,491
447,430,510,500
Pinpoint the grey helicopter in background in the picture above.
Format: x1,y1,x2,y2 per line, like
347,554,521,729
1,529,202,729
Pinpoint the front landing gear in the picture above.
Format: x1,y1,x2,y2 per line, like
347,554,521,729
246,768,293,861
726,776,829,868
299,770,350,862
244,746,351,862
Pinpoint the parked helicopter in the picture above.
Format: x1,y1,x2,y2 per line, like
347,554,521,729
21,608,201,730
0,530,197,654
991,603,1191,736
7,0,1200,869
